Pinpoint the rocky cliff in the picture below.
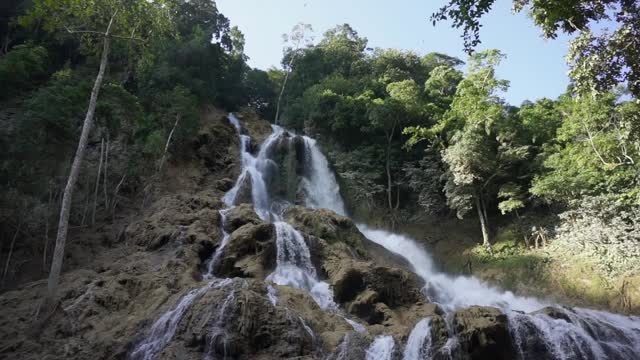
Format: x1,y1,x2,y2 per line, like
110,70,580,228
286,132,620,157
1,109,638,360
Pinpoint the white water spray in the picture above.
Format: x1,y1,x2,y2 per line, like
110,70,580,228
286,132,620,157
301,136,347,216
403,318,433,360
366,335,396,360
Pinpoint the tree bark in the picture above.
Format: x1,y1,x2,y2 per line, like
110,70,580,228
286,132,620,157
475,194,490,247
92,137,104,225
43,186,53,271
2,222,21,284
385,120,398,226
275,52,297,125
45,18,113,306
158,113,181,173
103,132,110,209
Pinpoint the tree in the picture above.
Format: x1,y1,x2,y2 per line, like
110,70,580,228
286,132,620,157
531,93,639,204
21,0,173,310
275,22,313,124
431,0,640,97
366,79,422,225
438,50,509,246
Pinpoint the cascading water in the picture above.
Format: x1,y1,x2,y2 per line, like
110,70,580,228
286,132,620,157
403,318,433,360
296,126,640,359
357,222,640,359
134,112,640,360
266,221,337,310
300,136,347,216
130,278,233,360
366,335,396,360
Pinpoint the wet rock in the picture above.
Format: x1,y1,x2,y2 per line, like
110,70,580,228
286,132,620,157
195,113,239,175
215,178,234,192
327,332,370,360
161,279,319,359
124,192,222,253
285,206,367,257
234,112,273,145
331,261,421,309
534,306,573,323
232,172,254,205
263,133,306,203
216,223,276,278
452,306,515,360
274,285,353,352
223,204,261,233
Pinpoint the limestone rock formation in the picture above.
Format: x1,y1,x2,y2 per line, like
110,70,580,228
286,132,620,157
451,306,515,360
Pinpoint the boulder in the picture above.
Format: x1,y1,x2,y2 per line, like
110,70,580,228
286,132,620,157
195,113,240,176
533,306,573,323
327,332,370,360
285,206,367,258
124,192,222,268
215,178,234,192
156,279,316,360
232,172,254,205
215,223,276,279
223,204,261,233
452,306,515,360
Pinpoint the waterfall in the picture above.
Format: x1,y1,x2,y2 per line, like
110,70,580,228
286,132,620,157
205,288,238,360
130,279,233,360
366,335,395,360
356,225,640,358
295,128,640,359
301,136,347,216
266,221,337,310
135,113,640,359
403,318,433,360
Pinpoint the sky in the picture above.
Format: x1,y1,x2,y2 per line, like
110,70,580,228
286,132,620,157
216,0,574,106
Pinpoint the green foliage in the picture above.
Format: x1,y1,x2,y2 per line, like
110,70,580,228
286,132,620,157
0,44,49,98
531,94,640,204
432,0,640,97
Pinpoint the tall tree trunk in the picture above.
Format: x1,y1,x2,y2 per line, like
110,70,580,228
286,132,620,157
103,132,110,209
385,120,398,226
275,70,291,125
45,23,113,306
2,222,21,285
475,194,490,247
158,113,181,173
92,137,104,226
274,54,297,125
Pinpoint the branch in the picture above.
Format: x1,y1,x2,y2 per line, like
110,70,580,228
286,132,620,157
579,116,624,168
62,10,144,42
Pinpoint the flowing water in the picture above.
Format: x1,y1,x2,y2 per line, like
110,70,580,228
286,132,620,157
134,113,640,359
366,335,396,360
403,318,433,360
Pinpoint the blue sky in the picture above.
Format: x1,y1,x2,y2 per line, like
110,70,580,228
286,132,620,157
217,0,574,106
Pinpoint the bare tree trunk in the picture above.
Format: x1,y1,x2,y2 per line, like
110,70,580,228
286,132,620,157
475,195,490,247
275,54,297,125
384,121,398,226
103,132,110,210
0,33,10,56
2,222,21,285
45,20,113,306
92,137,105,225
275,70,291,125
158,114,181,173
43,186,52,271
111,175,126,221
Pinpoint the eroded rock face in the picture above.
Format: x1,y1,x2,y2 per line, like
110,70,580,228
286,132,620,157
215,222,276,279
157,279,318,360
223,203,262,233
285,206,367,257
124,191,222,254
452,306,516,360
